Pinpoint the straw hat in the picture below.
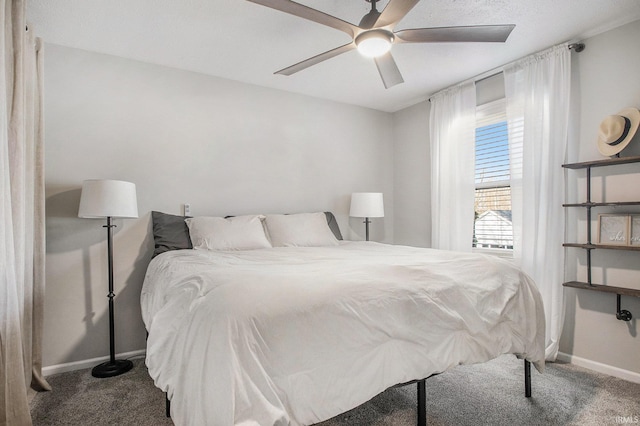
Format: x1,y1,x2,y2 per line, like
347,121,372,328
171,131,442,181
597,107,640,157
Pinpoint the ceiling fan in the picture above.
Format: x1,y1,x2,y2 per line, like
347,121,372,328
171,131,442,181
246,0,515,89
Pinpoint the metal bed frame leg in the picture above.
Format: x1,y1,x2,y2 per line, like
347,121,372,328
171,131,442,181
524,359,531,398
412,360,529,426
417,379,426,426
166,393,171,418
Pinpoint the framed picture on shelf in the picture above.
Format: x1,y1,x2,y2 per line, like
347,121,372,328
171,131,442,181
597,214,629,246
630,215,640,246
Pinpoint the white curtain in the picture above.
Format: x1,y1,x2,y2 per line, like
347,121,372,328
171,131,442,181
1,1,50,425
504,44,571,361
429,81,477,251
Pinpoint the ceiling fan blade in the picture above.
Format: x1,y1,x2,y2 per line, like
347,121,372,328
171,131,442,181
395,25,516,43
374,0,420,28
247,0,358,37
373,52,404,89
276,42,355,76
358,9,381,29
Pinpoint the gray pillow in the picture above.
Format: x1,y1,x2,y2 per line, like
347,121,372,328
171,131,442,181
324,212,343,240
151,211,192,258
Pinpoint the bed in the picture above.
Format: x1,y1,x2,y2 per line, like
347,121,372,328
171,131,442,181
141,211,545,426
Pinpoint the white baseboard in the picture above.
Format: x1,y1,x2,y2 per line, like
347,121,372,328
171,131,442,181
557,351,640,384
43,349,146,377
42,349,640,384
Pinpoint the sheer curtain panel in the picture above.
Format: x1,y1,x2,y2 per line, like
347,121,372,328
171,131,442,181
1,1,50,425
504,44,571,361
429,81,477,251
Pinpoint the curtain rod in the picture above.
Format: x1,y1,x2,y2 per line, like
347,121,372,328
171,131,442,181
429,42,585,101
568,43,585,52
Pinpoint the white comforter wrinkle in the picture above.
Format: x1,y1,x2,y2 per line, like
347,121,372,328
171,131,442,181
141,242,545,426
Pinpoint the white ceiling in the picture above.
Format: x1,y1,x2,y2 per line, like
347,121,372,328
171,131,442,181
27,0,640,112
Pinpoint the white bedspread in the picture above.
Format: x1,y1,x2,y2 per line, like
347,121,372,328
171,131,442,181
141,242,545,426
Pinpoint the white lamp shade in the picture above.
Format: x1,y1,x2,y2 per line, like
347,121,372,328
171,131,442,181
78,179,139,219
350,192,384,218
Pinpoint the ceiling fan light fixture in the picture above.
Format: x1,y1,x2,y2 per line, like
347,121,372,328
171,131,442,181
355,30,394,58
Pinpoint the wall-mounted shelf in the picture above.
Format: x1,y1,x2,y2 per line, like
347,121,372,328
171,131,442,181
563,155,640,169
563,281,640,298
563,201,640,207
562,156,640,322
563,243,640,251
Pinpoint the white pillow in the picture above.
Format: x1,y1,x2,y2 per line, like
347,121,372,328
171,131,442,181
265,212,339,247
185,215,272,251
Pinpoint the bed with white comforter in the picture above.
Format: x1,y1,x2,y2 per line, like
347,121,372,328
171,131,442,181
141,241,545,426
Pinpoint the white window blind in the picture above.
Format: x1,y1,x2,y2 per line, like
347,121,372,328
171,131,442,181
473,99,513,252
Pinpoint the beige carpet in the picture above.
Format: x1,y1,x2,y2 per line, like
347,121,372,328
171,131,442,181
30,355,640,425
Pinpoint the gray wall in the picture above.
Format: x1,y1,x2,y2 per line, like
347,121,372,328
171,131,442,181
560,19,640,376
392,100,431,248
44,44,394,367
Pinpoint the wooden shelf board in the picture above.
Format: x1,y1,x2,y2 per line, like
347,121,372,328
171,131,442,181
563,202,640,207
563,155,640,169
563,243,640,251
563,281,640,297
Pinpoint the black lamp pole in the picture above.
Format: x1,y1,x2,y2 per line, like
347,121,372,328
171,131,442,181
364,217,371,241
91,216,133,378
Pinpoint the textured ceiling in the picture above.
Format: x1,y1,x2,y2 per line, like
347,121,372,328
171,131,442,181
27,0,640,112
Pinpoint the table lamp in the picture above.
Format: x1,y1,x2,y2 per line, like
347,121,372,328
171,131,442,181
349,192,384,241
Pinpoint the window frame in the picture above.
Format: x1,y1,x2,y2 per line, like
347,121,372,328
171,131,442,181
473,98,513,258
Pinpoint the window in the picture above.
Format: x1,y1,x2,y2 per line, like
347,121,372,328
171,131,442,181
473,99,513,253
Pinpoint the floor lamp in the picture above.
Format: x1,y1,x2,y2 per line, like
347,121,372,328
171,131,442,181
349,192,384,241
78,179,138,378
